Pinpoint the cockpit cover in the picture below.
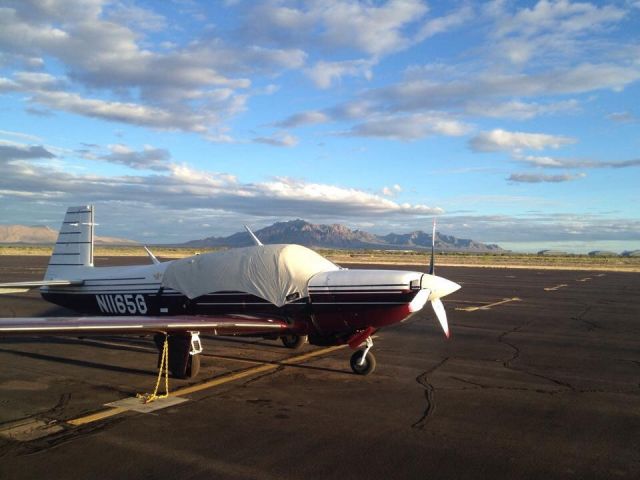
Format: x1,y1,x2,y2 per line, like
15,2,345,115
161,244,339,307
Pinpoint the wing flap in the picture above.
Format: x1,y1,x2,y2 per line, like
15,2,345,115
0,315,288,336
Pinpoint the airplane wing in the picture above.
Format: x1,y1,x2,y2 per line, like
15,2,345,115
0,280,83,294
0,315,289,336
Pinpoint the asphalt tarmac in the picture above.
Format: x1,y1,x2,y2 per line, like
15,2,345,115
0,256,638,479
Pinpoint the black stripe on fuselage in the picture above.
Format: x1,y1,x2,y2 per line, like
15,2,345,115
309,283,408,288
47,263,86,266
84,277,148,281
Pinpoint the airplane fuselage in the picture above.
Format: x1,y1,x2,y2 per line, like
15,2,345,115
40,261,428,345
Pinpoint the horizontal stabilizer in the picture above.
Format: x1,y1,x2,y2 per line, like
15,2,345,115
0,280,83,295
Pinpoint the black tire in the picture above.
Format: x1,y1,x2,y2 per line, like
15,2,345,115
350,350,376,375
281,334,308,349
184,354,200,379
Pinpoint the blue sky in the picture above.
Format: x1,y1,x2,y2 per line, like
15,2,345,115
0,0,639,252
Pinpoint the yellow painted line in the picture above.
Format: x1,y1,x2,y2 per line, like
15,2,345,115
201,354,266,365
577,277,592,282
172,345,347,397
544,284,568,291
66,345,346,427
455,297,521,312
67,407,128,426
282,344,346,364
171,363,279,396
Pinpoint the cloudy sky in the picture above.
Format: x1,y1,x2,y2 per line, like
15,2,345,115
0,0,639,252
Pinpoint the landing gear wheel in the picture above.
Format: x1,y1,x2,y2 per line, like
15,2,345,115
281,334,308,349
350,350,376,375
184,354,200,379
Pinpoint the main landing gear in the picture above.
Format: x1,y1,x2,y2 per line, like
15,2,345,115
153,332,203,379
280,334,308,349
350,336,376,376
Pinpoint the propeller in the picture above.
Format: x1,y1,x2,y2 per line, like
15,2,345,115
431,297,449,339
429,217,435,275
422,217,459,339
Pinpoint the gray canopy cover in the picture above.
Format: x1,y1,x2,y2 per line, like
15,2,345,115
161,244,338,307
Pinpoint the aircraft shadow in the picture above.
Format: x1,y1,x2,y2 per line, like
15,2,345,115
0,346,153,376
0,335,156,353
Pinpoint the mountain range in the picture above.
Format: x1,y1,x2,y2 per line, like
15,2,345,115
183,219,504,252
0,225,136,245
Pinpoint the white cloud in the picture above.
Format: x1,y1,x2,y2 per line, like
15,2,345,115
0,1,311,139
416,5,473,40
343,113,472,141
469,129,576,152
0,141,444,229
606,111,637,123
32,89,209,132
253,132,299,147
243,0,428,57
99,144,172,171
0,143,55,161
305,59,374,89
275,111,330,128
0,129,43,142
370,63,640,113
515,154,640,169
465,99,579,120
508,172,586,183
489,0,627,65
382,184,402,196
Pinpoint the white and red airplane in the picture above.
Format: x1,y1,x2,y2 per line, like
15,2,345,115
0,206,460,378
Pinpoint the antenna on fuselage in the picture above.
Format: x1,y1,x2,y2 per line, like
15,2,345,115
244,225,263,246
143,246,160,265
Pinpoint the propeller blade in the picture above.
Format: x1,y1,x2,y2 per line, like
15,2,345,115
431,298,450,339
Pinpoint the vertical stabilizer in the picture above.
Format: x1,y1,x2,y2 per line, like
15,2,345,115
45,205,94,278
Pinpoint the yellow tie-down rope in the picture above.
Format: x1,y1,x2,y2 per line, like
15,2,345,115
137,333,170,403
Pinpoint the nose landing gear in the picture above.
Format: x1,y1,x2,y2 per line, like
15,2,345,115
349,336,376,375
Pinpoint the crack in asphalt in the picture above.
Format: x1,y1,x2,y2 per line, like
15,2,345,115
498,322,577,392
241,365,285,387
571,305,600,331
449,375,554,394
411,357,449,430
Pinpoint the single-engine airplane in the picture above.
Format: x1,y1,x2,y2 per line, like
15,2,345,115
0,206,460,378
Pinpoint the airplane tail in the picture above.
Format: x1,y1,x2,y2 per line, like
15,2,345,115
45,205,95,278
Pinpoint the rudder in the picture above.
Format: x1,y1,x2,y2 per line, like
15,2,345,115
46,205,94,278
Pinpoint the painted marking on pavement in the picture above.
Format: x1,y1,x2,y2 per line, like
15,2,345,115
578,277,592,282
544,284,568,291
65,344,346,427
455,297,521,312
67,407,128,426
